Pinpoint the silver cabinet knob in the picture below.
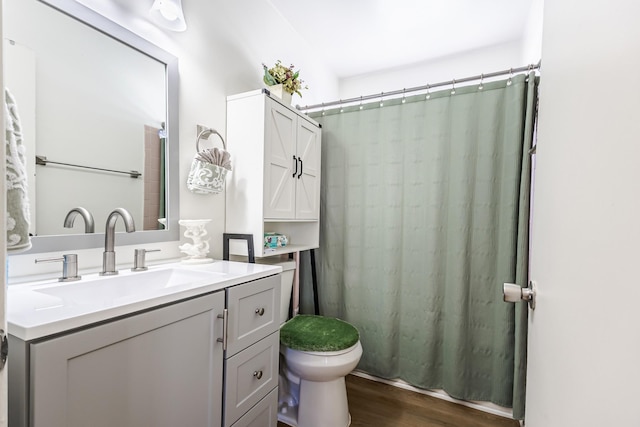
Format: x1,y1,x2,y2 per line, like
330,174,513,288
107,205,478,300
253,370,263,380
503,281,536,310
255,308,265,316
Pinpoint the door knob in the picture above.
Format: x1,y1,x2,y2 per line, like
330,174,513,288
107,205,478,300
503,281,536,310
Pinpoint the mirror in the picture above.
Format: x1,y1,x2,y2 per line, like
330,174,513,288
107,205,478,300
4,0,180,252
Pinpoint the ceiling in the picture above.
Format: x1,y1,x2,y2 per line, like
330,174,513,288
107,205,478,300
79,0,535,80
269,0,534,78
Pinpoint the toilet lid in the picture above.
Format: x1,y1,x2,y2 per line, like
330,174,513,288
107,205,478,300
280,315,360,352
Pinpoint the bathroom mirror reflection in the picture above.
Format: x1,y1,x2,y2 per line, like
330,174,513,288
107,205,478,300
3,0,180,252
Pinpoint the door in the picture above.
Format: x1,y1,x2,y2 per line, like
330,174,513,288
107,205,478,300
295,118,320,220
1,3,9,426
525,0,640,425
29,292,225,427
264,99,296,219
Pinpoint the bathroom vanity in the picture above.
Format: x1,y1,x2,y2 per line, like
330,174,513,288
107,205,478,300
7,261,281,427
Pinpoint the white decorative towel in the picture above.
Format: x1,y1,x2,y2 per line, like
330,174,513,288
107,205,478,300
5,88,32,252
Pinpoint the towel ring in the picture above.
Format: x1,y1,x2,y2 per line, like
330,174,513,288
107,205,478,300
196,128,226,152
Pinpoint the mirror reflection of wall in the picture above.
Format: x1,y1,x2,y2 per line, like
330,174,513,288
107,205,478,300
4,0,167,236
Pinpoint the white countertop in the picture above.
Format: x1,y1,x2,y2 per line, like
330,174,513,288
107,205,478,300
8,260,281,341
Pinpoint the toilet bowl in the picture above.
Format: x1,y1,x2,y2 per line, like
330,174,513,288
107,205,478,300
258,257,362,427
279,316,362,427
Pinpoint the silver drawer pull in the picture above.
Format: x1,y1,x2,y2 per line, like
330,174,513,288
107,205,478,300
253,370,263,380
255,308,265,316
216,309,228,351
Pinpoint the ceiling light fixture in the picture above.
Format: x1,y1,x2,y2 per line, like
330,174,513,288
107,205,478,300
150,0,187,32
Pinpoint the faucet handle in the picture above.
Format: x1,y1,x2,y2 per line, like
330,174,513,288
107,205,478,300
35,254,81,282
132,249,161,272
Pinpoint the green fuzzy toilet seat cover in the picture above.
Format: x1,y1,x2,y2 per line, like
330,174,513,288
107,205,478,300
280,315,360,352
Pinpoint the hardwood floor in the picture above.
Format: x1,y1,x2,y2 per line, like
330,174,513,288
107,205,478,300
278,374,520,427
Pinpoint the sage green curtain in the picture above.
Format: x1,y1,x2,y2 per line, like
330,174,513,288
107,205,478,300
305,72,537,419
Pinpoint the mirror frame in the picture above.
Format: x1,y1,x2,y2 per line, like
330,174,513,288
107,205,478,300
24,0,180,253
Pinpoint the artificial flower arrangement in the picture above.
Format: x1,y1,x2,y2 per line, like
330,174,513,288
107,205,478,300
262,60,308,97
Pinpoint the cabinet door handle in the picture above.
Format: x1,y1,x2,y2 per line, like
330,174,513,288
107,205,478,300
216,309,228,351
255,307,265,316
253,370,263,380
292,155,298,178
298,158,303,179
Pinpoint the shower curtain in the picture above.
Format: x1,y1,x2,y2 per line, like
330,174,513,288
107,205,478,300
305,72,537,419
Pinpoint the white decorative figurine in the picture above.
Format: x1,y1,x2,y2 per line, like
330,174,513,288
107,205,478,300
178,219,214,264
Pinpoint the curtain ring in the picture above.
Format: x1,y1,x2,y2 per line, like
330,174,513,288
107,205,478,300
379,92,384,107
507,68,513,86
339,99,344,113
451,79,456,95
359,96,363,110
402,88,406,104
426,84,431,100
478,73,484,91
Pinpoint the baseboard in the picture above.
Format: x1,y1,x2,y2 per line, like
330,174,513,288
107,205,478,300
350,370,515,420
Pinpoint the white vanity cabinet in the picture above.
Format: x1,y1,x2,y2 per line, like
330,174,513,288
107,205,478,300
9,291,225,427
8,271,281,427
226,90,322,257
223,274,280,427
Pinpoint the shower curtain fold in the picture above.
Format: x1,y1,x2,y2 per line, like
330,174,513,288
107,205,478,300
303,72,537,419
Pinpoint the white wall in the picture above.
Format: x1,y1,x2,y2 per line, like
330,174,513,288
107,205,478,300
6,0,339,280
526,0,640,425
338,39,524,101
520,0,544,65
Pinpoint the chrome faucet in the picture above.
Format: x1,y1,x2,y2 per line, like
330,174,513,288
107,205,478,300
101,208,135,276
63,207,95,233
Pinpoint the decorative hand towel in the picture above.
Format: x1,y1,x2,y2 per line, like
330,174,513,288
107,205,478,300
187,127,232,195
5,88,32,252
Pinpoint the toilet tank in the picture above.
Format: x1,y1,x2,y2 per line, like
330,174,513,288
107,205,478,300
256,257,296,325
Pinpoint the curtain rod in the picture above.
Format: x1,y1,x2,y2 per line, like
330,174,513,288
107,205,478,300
296,61,541,112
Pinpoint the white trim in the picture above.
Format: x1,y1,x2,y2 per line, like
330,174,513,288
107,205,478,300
350,370,515,420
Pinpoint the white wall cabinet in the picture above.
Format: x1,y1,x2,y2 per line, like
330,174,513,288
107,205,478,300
8,274,281,427
226,90,321,257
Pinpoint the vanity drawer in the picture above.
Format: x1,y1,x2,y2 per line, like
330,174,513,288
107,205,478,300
224,331,279,427
226,274,280,357
230,388,278,427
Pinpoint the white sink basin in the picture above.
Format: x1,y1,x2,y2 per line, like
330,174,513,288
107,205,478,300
35,268,224,307
8,260,283,341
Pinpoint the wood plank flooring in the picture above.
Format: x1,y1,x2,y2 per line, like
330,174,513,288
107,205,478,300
278,374,520,427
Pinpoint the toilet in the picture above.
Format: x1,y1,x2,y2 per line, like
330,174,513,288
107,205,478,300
261,257,363,427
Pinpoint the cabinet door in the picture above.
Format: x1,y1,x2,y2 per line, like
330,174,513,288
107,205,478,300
295,118,321,220
230,388,278,427
264,99,296,219
224,332,279,427
29,292,225,427
226,275,280,357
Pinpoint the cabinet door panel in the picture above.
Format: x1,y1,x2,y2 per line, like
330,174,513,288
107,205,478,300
226,275,280,357
264,100,296,219
224,333,279,427
295,119,321,219
230,387,278,427
30,292,224,427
